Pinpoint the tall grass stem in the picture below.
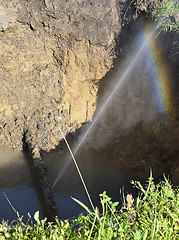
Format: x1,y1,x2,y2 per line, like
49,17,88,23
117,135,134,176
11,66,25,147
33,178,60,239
3,192,18,216
58,128,95,212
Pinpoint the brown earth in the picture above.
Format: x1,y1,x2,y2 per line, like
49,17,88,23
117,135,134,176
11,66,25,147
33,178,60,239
0,0,122,156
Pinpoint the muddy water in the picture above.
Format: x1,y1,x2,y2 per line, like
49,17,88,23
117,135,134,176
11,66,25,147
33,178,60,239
43,145,137,220
0,145,138,222
0,147,42,222
0,140,178,222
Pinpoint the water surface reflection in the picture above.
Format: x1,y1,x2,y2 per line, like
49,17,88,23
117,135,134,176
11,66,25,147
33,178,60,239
44,145,137,220
0,147,41,222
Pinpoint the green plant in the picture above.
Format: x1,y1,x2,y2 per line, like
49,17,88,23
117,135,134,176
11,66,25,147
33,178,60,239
0,174,178,239
72,192,119,239
72,173,179,239
124,0,179,32
130,174,179,239
152,0,179,32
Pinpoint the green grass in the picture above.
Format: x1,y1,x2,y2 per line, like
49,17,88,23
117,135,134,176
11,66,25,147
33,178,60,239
152,0,179,32
0,174,178,239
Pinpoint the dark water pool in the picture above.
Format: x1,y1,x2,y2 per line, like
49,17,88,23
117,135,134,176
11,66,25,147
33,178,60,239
44,145,138,220
0,147,42,223
0,146,138,222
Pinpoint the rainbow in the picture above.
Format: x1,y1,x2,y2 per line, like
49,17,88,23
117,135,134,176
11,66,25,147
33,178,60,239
142,29,173,115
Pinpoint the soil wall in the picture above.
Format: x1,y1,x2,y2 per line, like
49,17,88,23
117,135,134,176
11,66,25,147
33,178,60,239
0,0,178,173
0,0,121,155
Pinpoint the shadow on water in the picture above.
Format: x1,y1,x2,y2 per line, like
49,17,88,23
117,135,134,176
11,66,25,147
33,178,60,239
0,142,143,222
42,143,138,220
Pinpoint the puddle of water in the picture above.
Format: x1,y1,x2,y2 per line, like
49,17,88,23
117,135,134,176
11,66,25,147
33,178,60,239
0,147,42,223
44,145,137,220
0,145,143,222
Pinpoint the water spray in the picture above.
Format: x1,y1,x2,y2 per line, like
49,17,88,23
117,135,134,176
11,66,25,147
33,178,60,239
52,27,158,189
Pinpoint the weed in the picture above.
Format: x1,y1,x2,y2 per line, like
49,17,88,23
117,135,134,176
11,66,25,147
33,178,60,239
0,175,178,239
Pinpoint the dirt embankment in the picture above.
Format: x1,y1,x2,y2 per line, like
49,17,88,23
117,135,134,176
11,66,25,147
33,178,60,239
0,0,121,155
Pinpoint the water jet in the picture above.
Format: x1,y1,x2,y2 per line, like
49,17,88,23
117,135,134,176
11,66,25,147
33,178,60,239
52,27,162,188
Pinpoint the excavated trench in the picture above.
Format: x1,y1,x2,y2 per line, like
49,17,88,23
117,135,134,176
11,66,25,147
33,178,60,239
0,38,178,220
0,0,178,221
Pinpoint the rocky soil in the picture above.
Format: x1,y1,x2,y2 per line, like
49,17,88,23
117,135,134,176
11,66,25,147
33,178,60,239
0,0,122,155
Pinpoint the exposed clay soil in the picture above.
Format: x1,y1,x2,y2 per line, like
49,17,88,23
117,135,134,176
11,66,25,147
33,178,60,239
0,0,122,155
